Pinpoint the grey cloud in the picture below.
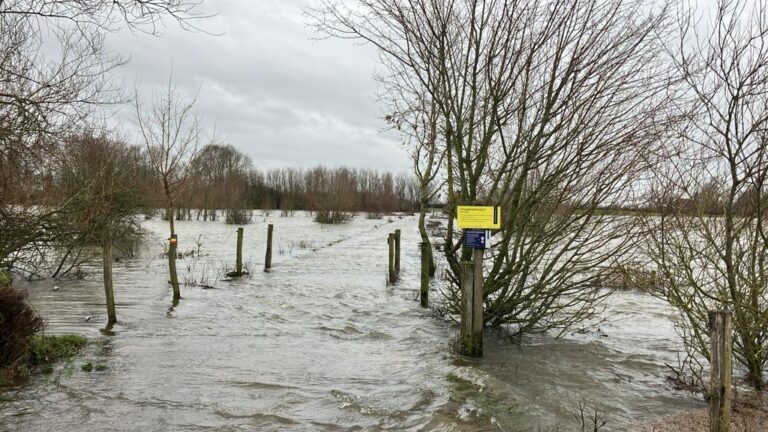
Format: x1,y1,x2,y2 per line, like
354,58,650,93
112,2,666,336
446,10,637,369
105,0,409,172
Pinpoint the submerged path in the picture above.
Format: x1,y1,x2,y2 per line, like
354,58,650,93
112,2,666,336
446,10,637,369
3,215,458,431
2,213,701,431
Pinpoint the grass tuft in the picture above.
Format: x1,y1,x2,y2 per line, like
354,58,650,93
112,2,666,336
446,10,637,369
29,335,87,366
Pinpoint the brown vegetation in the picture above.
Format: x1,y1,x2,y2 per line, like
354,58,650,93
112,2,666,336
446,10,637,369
0,0,214,321
0,283,44,376
182,161,420,221
643,0,768,390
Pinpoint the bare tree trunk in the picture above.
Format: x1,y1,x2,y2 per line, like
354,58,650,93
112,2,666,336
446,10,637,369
165,182,180,301
418,198,436,276
168,231,180,301
166,205,181,301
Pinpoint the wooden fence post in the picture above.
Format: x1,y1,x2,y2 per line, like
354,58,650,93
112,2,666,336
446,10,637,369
459,261,477,356
102,238,116,326
388,233,396,284
169,234,180,300
236,227,244,276
471,247,484,356
709,310,732,432
420,242,429,307
264,224,273,272
394,229,401,276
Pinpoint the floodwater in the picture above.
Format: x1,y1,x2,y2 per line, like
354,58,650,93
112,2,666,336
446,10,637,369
1,212,702,431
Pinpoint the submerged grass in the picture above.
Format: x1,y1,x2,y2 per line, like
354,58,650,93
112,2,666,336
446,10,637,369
29,334,87,366
1,334,87,385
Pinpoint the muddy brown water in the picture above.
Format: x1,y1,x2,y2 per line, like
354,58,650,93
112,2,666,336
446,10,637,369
1,213,702,431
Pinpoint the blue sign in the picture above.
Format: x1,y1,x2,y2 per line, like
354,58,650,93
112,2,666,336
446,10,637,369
464,229,491,249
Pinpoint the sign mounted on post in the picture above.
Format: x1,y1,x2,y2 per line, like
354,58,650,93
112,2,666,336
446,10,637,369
464,229,491,249
457,206,501,229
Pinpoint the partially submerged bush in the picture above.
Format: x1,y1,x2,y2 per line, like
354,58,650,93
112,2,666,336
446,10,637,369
225,208,252,225
113,222,145,259
0,280,87,382
0,283,44,370
595,262,658,292
314,210,353,224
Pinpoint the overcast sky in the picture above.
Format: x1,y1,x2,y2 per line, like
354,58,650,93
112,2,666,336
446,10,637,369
106,0,410,173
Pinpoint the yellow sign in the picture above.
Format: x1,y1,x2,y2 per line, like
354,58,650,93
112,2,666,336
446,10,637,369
457,206,501,229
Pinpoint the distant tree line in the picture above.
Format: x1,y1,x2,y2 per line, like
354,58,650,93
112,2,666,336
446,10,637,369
6,139,419,235
178,144,420,222
605,180,765,217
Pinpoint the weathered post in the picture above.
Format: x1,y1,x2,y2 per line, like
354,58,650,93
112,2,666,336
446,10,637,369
471,247,484,355
102,238,116,326
420,242,430,307
459,261,478,356
388,233,396,284
394,229,401,276
168,234,180,300
456,204,499,358
709,310,732,432
236,227,244,276
264,224,273,272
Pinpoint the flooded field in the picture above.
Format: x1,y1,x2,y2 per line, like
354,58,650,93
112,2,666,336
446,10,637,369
1,212,702,431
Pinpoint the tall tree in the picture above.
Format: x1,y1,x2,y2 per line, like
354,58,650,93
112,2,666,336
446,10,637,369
135,78,210,302
385,89,443,275
313,0,675,334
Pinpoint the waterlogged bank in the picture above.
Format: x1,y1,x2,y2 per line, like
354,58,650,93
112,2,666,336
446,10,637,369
1,212,700,430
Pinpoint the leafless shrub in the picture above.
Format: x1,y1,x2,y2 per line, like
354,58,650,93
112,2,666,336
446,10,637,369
642,0,768,390
314,210,353,224
0,284,44,373
225,208,252,225
574,401,607,432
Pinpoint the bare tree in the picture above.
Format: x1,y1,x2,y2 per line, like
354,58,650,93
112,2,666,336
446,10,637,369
313,0,675,334
0,1,213,34
0,0,211,275
57,132,144,326
306,166,357,224
643,0,768,390
192,144,253,224
385,82,444,276
135,77,210,302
